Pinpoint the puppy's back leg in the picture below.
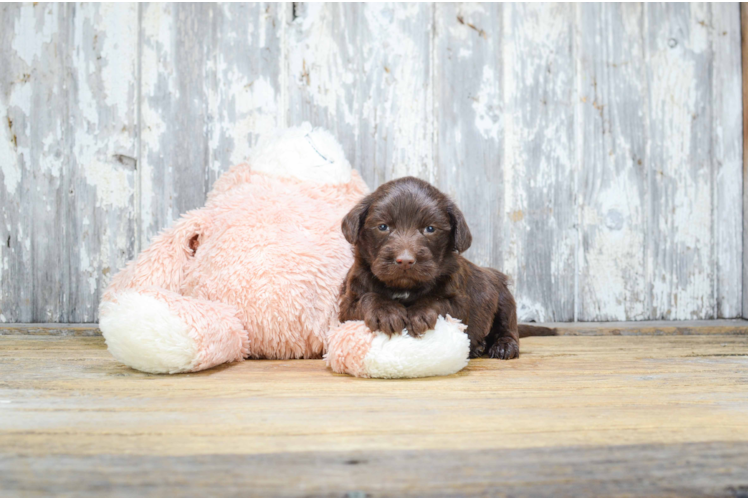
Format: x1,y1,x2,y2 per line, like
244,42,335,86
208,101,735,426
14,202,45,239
484,272,520,360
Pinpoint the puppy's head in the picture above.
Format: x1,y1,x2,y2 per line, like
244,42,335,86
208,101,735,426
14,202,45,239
342,177,471,289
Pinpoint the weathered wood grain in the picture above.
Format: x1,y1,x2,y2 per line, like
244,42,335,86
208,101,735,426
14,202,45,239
0,323,101,336
287,3,434,188
139,3,284,250
0,3,745,323
0,4,138,322
1,3,58,323
68,3,139,321
434,4,504,271
530,318,748,336
741,2,748,320
646,4,715,319
576,4,649,321
208,3,284,182
1,333,747,496
285,3,359,174
711,4,743,319
5,319,748,337
501,4,577,322
3,442,748,497
139,3,214,248
356,3,434,186
2,334,746,455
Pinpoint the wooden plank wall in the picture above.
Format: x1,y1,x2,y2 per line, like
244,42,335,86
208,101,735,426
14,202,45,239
0,3,743,323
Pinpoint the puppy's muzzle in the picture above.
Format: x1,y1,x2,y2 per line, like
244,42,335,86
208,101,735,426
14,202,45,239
395,250,416,270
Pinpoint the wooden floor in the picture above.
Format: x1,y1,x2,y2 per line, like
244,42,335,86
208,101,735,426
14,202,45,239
1,326,748,497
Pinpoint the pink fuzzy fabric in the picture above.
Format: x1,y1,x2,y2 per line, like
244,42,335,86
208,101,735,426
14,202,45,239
103,167,369,368
324,321,374,378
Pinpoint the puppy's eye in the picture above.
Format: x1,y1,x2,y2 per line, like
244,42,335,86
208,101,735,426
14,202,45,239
425,226,435,233
378,224,389,231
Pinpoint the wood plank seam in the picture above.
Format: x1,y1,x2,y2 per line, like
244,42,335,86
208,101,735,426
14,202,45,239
742,2,748,319
3,321,748,337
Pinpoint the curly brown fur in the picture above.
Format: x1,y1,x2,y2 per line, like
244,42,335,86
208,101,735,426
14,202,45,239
338,176,519,359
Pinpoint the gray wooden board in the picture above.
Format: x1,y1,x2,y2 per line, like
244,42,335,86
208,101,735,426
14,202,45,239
285,3,359,175
5,319,748,337
576,3,649,321
0,4,137,322
712,4,743,320
68,4,139,322
0,323,101,336
139,3,214,248
0,3,744,323
646,3,718,320
434,4,504,274
504,4,578,322
743,4,748,321
2,332,748,496
139,3,284,250
355,3,435,186
2,442,748,497
287,3,435,188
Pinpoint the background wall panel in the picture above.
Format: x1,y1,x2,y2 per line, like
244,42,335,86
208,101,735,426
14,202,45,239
0,3,743,323
575,3,649,321
501,3,577,322
0,3,138,322
434,3,504,277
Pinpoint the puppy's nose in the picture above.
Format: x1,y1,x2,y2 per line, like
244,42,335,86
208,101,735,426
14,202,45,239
395,251,416,270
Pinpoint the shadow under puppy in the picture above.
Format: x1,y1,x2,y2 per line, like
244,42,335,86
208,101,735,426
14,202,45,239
339,176,519,359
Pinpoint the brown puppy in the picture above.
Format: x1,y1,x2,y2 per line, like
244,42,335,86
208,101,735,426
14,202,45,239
338,176,519,359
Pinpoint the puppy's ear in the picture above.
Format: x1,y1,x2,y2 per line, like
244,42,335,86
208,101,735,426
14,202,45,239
447,200,472,253
342,193,375,244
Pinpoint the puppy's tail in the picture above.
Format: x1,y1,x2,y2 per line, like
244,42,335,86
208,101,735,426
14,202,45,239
518,324,557,338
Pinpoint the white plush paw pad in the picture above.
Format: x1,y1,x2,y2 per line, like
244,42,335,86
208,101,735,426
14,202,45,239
99,292,197,374
363,315,470,379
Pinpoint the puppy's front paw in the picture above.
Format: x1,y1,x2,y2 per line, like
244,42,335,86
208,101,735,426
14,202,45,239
407,306,438,337
365,303,409,336
487,338,519,360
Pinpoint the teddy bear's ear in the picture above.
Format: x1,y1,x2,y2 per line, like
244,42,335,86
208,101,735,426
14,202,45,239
188,234,200,256
168,215,205,260
342,193,376,245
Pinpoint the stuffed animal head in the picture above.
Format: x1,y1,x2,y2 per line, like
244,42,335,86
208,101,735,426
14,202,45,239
207,123,359,205
249,123,352,185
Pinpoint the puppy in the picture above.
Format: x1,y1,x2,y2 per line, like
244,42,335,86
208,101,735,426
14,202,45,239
338,176,519,359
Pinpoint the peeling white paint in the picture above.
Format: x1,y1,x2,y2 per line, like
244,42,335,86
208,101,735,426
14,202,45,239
139,100,166,241
289,3,357,127
80,159,131,209
516,297,547,323
213,61,279,167
12,4,56,66
647,5,713,319
39,130,63,178
0,107,21,195
99,4,138,114
472,66,501,141
361,3,433,180
141,3,175,98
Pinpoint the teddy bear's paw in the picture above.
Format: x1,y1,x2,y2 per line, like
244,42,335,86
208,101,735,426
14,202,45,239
326,315,470,379
99,291,198,374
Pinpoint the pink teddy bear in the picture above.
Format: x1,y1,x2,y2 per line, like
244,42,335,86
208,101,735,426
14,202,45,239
99,124,469,378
